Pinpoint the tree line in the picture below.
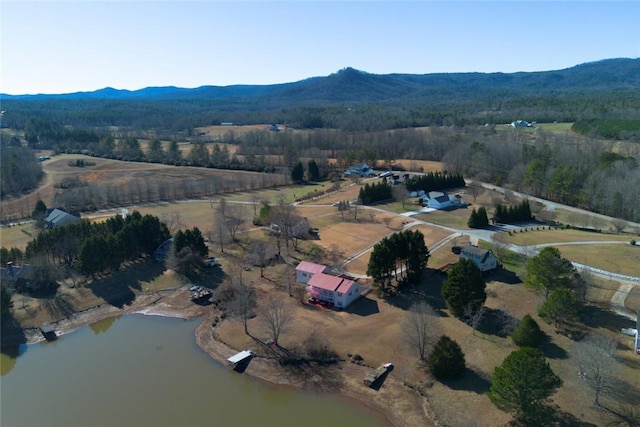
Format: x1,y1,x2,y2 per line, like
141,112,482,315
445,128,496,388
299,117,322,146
405,172,465,193
494,200,533,224
24,211,170,277
358,181,392,205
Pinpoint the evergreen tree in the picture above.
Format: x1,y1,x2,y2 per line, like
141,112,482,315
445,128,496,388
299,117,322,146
538,288,579,328
477,206,489,227
467,208,479,228
307,159,320,181
524,247,576,298
291,161,304,183
428,335,466,380
489,347,562,421
441,258,486,318
511,314,544,347
32,199,47,219
1,284,13,317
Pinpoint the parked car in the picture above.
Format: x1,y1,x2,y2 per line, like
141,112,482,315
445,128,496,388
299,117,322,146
205,257,220,267
451,246,462,255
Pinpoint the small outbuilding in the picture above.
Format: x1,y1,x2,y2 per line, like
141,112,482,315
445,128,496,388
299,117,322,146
227,350,253,369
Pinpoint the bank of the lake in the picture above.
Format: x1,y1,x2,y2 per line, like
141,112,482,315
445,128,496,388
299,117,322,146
1,288,433,427
1,314,391,427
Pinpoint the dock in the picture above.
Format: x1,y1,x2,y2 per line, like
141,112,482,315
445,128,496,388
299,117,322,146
39,324,57,341
364,365,388,387
227,350,253,370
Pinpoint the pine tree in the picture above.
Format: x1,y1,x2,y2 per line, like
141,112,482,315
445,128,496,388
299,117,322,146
467,208,479,228
441,258,486,317
489,347,562,421
290,161,304,183
428,335,466,380
511,314,544,347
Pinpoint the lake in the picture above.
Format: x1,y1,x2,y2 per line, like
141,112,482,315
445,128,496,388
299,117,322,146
0,314,389,427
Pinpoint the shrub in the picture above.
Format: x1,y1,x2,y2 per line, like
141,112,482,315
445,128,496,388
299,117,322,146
428,335,466,380
511,314,544,347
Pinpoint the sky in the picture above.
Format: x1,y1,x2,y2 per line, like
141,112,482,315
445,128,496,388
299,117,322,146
1,1,639,95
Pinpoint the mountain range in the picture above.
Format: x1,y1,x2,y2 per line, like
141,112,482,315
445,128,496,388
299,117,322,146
3,58,639,106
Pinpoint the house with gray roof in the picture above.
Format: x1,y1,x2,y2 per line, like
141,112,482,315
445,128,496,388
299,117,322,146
44,208,81,228
459,245,498,272
419,191,463,210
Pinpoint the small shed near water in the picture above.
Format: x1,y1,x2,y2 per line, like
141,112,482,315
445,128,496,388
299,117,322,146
227,350,253,369
39,324,58,341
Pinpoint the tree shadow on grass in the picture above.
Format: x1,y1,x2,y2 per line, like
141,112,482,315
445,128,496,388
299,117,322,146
539,335,569,360
489,268,522,285
509,405,598,427
440,368,491,394
600,401,640,427
581,303,634,334
386,269,448,313
607,378,640,407
185,266,225,290
89,260,165,308
476,308,518,337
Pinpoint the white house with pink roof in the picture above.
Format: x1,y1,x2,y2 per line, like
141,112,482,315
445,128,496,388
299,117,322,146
295,261,328,284
307,272,361,309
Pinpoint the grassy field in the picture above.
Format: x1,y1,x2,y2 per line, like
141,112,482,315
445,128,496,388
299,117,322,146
0,222,39,250
557,243,640,277
4,147,640,426
504,228,630,246
494,122,574,133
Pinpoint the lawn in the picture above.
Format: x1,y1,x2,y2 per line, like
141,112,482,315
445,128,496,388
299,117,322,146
413,208,471,229
557,243,640,278
0,222,39,250
504,228,629,246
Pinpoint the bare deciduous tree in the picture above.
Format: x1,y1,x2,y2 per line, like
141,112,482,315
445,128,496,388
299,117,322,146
575,334,620,406
403,301,439,361
467,182,485,203
610,218,628,234
491,233,510,261
226,264,256,335
161,212,183,235
392,185,407,209
464,303,486,336
259,294,295,345
246,239,277,278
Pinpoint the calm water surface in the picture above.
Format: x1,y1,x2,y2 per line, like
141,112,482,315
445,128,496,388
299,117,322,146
1,314,389,427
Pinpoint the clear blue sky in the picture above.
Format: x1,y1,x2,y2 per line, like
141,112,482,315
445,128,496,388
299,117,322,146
2,1,639,95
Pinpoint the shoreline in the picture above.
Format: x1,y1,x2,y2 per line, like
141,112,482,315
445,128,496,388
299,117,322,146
3,288,437,427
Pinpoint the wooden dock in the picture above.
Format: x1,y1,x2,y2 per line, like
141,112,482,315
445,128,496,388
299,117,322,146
364,365,388,387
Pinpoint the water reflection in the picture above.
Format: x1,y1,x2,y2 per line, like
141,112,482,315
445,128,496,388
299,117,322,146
0,315,389,427
88,316,119,335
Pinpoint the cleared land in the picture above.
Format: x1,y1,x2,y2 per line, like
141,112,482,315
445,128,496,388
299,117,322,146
3,156,640,427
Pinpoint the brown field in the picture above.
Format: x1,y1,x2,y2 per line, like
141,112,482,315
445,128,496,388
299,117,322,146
0,154,287,223
4,149,640,426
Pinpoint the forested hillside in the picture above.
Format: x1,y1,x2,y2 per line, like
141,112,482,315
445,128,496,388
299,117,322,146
2,58,639,135
1,58,639,223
